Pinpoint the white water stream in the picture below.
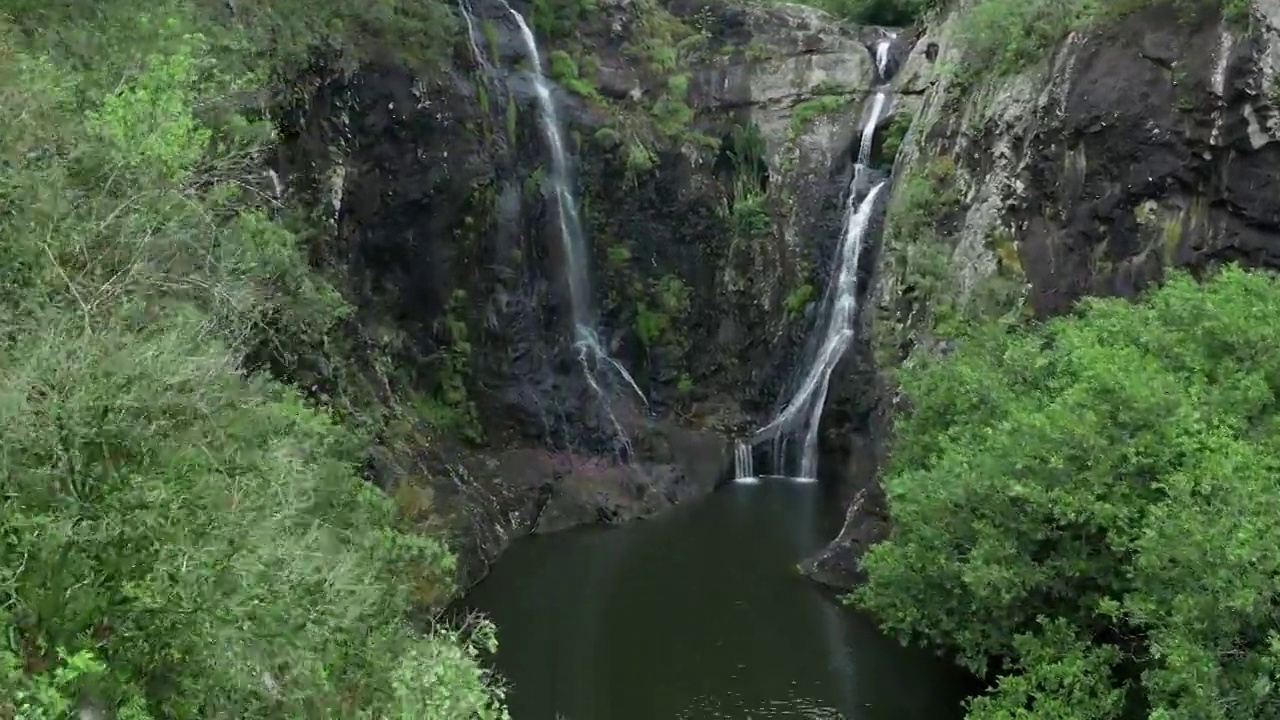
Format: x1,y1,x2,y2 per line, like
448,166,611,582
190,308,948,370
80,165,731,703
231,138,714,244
739,35,897,482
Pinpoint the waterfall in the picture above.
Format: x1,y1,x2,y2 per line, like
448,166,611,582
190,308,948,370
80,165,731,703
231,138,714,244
751,34,899,481
875,33,895,77
471,0,648,455
754,183,885,479
734,441,756,483
503,10,591,328
457,0,491,72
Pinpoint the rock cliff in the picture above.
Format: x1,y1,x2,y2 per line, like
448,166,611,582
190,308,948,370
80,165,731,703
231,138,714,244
269,0,885,587
808,0,1280,587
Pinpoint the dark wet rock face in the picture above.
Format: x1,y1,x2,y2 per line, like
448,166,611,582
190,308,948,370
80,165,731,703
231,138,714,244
1015,7,1280,313
809,1,1280,589
274,1,881,589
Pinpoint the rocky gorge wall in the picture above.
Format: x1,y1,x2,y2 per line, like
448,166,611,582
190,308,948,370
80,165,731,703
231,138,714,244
262,0,1280,596
807,0,1280,587
268,0,895,588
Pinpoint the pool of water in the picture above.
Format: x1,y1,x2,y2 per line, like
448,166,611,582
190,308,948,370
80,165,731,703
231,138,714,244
464,478,971,719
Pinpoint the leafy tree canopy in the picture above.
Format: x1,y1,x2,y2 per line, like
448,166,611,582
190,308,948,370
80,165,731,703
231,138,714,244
854,266,1280,720
0,1,505,717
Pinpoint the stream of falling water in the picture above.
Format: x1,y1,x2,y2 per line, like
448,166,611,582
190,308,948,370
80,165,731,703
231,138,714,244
452,24,973,718
463,0,649,455
742,34,898,482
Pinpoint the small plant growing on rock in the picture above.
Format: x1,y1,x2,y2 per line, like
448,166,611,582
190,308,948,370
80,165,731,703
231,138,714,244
877,111,912,165
790,93,852,135
782,283,817,321
624,138,657,181
548,50,601,101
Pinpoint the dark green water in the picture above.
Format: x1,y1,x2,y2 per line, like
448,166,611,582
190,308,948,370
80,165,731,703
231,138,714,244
465,478,971,720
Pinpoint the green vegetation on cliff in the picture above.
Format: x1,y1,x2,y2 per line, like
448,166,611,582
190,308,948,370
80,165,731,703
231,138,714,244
855,266,1280,719
0,1,506,716
948,0,1249,81
800,0,940,26
806,0,1248,82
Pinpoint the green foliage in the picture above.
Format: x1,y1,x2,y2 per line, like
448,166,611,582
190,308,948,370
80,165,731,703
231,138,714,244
875,154,1024,360
624,138,658,182
783,283,817,320
667,72,691,97
634,274,691,353
624,0,697,73
720,121,773,243
606,243,634,268
791,93,852,134
3,0,455,99
966,619,1126,720
794,0,940,26
948,0,1251,83
548,50,602,100
651,73,696,140
532,0,599,40
730,194,773,239
877,111,911,166
677,373,695,395
635,305,667,348
889,154,960,252
0,641,127,719
219,0,458,78
593,126,623,148
876,155,966,356
427,290,485,443
0,5,505,717
854,266,1280,720
952,0,1099,80
595,0,719,157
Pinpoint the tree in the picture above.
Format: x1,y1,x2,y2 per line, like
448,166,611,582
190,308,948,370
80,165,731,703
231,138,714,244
0,3,506,716
854,266,1280,719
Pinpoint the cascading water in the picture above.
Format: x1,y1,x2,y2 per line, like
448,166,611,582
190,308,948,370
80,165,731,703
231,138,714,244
464,0,649,455
457,0,491,73
754,183,884,479
733,441,756,483
747,35,898,482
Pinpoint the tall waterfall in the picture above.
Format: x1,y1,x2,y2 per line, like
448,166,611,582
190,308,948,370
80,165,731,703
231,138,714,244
458,0,491,72
734,441,756,484
466,0,648,455
741,35,898,482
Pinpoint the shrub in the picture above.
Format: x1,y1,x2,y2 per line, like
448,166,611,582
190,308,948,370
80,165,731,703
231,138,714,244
0,4,506,716
854,266,1280,719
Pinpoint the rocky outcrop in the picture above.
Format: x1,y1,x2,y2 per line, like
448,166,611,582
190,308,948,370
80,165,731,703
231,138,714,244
271,0,884,588
370,413,726,589
809,0,1280,588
